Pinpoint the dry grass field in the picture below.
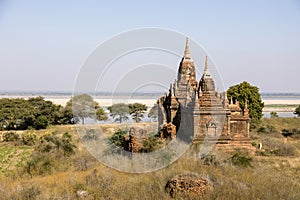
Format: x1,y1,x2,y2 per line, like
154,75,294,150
0,119,300,199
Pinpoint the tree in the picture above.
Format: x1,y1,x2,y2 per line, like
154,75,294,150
227,81,264,121
129,103,147,123
148,103,158,122
57,104,77,124
27,96,61,125
107,103,129,123
294,105,300,117
65,94,106,124
0,98,34,130
0,97,62,130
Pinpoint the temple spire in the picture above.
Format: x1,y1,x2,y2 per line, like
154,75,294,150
203,55,211,77
205,56,209,70
184,37,191,59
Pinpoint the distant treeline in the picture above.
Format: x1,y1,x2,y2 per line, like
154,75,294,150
0,94,157,131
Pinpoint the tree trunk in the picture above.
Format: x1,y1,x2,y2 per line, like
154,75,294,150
81,117,84,125
135,112,138,123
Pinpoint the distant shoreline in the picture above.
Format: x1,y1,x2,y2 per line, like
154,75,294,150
1,91,300,97
1,93,300,110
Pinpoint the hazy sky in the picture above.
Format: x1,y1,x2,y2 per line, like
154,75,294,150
0,0,299,93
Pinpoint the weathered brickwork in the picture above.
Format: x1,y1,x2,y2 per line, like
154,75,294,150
158,38,254,152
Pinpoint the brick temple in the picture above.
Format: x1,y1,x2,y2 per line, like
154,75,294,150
158,38,255,152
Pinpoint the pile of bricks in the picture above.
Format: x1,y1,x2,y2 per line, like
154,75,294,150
165,173,211,198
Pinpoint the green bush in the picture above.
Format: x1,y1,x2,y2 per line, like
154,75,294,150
22,131,37,146
257,124,277,134
231,151,252,168
23,131,77,176
282,128,300,139
33,115,49,130
250,119,261,130
141,135,164,153
108,128,127,148
61,132,76,156
2,132,19,142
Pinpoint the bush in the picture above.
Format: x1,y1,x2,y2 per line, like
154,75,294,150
61,132,76,156
33,116,49,130
22,131,37,146
18,186,41,200
23,131,77,176
282,128,300,139
257,124,277,134
251,141,257,147
2,132,19,142
231,151,252,168
82,129,99,141
108,128,127,148
24,156,53,176
263,138,296,156
250,119,261,131
141,135,164,153
201,154,219,166
271,144,296,156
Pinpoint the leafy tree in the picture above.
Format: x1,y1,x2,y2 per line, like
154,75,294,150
0,97,62,130
65,94,107,124
0,98,33,130
57,104,77,124
294,105,300,117
107,103,129,123
270,111,279,118
148,104,158,122
129,103,147,123
227,81,264,121
27,97,61,125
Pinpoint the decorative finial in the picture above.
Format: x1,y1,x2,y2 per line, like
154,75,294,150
184,37,191,59
205,56,209,70
244,99,249,116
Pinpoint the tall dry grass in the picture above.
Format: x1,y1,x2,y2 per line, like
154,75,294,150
0,121,300,199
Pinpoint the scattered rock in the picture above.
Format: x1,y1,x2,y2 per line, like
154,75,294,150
76,190,89,199
165,173,212,198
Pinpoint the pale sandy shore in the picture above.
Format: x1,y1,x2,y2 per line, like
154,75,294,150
263,99,300,105
45,98,300,107
1,96,300,110
45,98,158,107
